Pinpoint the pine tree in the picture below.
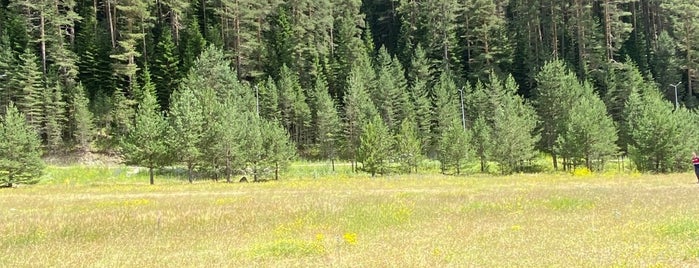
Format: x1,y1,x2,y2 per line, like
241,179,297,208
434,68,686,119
108,89,136,144
343,57,379,172
160,0,190,43
217,97,245,183
422,0,460,75
121,69,168,185
167,87,203,183
373,46,402,131
259,76,281,121
395,119,422,173
331,0,365,100
461,0,512,81
14,47,44,132
153,28,180,110
263,5,295,80
71,83,94,154
76,8,115,99
438,119,471,175
651,31,682,103
662,0,699,99
470,115,491,172
358,116,393,176
0,34,17,114
264,120,296,180
313,73,341,170
600,0,636,62
626,82,688,172
277,64,311,147
431,71,458,153
110,0,153,89
604,60,646,153
0,102,44,187
488,75,539,174
43,82,66,153
179,17,206,74
558,82,618,171
533,60,585,170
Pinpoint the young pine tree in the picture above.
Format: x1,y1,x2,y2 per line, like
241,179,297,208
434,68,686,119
121,69,168,185
264,121,296,180
71,84,95,154
358,116,394,176
313,75,341,170
0,102,44,187
558,83,619,171
167,87,204,183
489,75,540,174
439,120,471,175
395,120,422,173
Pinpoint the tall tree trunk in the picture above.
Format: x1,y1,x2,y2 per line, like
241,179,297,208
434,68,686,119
107,0,116,48
149,166,154,185
40,13,47,76
187,163,193,183
225,149,231,183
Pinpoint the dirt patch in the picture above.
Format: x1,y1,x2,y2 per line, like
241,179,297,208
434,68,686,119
43,152,123,167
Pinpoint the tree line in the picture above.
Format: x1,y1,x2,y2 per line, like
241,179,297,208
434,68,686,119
1,0,699,186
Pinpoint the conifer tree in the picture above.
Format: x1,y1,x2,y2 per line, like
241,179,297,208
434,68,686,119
651,31,682,102
558,82,618,171
0,34,17,114
179,17,206,74
153,28,180,110
121,68,168,185
533,60,585,170
395,119,422,173
470,115,491,172
313,73,341,170
168,87,204,183
438,120,471,175
488,75,539,174
374,46,401,131
431,71,458,153
264,120,296,180
71,83,94,154
43,82,66,153
343,57,379,172
14,47,44,132
662,0,699,97
259,76,281,122
625,82,693,172
358,116,393,176
0,102,44,187
277,64,311,146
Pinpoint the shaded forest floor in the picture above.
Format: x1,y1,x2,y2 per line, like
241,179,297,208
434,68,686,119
3,168,699,266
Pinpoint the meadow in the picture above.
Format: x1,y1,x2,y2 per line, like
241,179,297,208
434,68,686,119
3,164,699,267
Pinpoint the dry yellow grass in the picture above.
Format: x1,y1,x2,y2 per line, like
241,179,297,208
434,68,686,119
3,169,699,267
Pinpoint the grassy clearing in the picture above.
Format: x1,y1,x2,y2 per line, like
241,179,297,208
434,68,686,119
2,165,699,266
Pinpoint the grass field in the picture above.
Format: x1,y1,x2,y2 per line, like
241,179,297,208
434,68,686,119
3,165,699,267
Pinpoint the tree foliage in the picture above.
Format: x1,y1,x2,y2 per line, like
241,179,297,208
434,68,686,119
0,102,44,187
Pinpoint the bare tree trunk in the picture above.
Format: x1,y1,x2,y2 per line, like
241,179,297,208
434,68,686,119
107,0,116,48
187,163,193,183
40,13,47,76
225,149,232,183
149,166,154,185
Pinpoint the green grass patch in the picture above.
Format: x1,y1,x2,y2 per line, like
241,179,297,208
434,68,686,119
657,217,699,239
247,238,325,259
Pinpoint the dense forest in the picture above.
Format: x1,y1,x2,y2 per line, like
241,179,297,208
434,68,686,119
1,0,699,184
